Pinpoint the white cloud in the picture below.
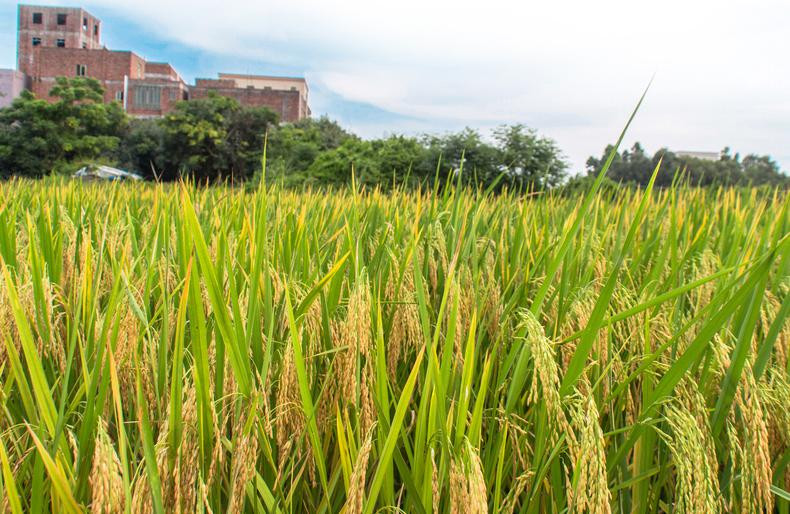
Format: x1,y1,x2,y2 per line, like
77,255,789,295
16,0,790,170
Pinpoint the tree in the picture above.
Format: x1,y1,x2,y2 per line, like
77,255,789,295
372,135,430,187
0,77,126,178
586,142,653,184
586,142,788,188
493,124,567,190
159,93,277,182
264,131,429,189
263,116,355,185
421,128,500,186
305,138,380,186
741,154,786,186
117,119,167,179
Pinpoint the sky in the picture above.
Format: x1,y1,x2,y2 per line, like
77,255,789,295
2,0,789,174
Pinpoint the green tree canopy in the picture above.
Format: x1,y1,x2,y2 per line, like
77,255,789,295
263,116,356,185
586,143,788,188
493,124,567,190
0,77,126,178
157,93,278,181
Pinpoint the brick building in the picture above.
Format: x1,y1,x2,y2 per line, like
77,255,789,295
3,4,310,121
192,74,309,122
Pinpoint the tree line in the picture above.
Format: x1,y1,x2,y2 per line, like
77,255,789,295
0,77,787,189
584,142,788,188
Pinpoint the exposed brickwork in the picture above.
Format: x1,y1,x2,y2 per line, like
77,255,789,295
218,73,310,119
191,81,303,122
18,5,101,76
27,48,141,104
12,4,310,122
145,62,181,81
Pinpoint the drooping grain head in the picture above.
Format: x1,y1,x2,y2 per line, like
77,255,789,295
228,409,260,514
275,343,305,467
520,309,575,448
567,388,612,514
385,268,420,380
174,382,199,514
466,445,488,514
449,455,470,514
344,424,375,514
660,386,722,514
734,367,773,513
90,420,125,514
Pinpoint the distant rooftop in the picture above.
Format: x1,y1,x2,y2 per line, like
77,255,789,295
675,151,721,162
218,73,307,82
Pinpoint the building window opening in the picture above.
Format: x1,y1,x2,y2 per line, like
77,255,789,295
115,91,124,102
57,13,67,25
82,42,87,49
76,64,86,76
32,37,41,46
94,24,99,36
32,12,42,24
83,17,88,30
133,86,161,109
57,39,66,48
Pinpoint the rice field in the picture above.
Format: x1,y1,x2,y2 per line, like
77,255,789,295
0,173,787,513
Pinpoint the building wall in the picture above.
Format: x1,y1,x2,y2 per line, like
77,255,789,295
23,46,188,116
190,80,303,122
27,48,145,105
218,73,308,96
195,78,236,88
676,151,721,162
144,62,182,82
127,78,189,117
18,5,102,76
218,73,310,119
0,69,29,108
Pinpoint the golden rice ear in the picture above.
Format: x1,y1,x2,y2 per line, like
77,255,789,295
567,388,612,514
173,382,199,513
275,343,305,469
466,444,488,514
131,473,153,514
228,408,260,514
520,309,575,449
385,267,420,380
359,359,376,437
689,249,720,311
660,391,722,514
328,273,376,435
347,273,373,359
761,368,790,457
344,423,376,514
733,368,773,513
90,419,124,514
447,444,489,514
154,412,174,510
448,454,470,514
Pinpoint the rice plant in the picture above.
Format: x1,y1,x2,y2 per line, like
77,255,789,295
0,166,787,513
